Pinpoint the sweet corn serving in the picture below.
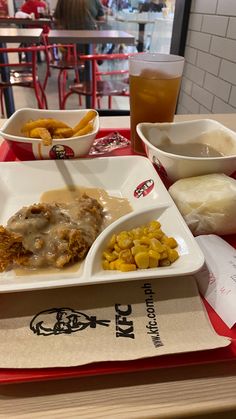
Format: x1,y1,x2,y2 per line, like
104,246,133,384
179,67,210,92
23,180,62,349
102,220,179,272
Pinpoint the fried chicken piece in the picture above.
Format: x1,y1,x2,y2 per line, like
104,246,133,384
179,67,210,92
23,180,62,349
0,226,31,272
0,194,104,271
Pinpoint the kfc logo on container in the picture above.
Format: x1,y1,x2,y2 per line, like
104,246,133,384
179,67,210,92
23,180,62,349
134,179,154,198
49,144,74,159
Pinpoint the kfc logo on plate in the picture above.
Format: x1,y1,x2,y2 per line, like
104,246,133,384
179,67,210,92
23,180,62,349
134,179,154,198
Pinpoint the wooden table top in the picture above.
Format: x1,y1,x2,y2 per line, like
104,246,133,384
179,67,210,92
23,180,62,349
47,29,135,45
0,16,52,27
0,114,236,418
0,27,43,43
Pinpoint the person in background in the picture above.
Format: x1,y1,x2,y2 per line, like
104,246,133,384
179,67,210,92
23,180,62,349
21,0,50,36
54,0,105,77
53,0,105,30
140,0,166,13
21,0,48,19
19,0,50,61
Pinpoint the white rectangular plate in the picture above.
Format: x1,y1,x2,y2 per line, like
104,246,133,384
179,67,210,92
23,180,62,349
0,156,204,292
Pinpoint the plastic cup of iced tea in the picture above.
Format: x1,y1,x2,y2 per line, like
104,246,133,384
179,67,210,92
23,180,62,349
129,53,185,154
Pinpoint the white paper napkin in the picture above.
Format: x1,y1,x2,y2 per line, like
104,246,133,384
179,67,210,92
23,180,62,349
195,234,236,328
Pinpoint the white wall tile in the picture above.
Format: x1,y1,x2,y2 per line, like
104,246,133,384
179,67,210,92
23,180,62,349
184,46,197,64
188,13,202,31
177,1,236,115
204,73,231,101
229,86,236,107
185,30,191,47
176,104,190,115
212,97,236,113
191,0,217,14
210,36,236,62
181,92,200,114
192,84,214,109
199,105,212,114
219,60,236,85
217,0,236,16
184,62,205,86
181,77,193,95
227,17,236,39
202,15,228,36
196,51,220,76
188,30,211,52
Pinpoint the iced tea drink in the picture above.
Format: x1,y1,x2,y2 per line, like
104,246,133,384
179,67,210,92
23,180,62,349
129,54,184,154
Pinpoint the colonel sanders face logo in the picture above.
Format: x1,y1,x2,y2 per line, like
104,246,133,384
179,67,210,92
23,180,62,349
49,145,74,159
30,308,110,336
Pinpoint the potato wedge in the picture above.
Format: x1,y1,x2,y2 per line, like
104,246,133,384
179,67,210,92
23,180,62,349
22,118,70,133
73,110,97,134
29,127,52,146
53,127,74,138
73,121,94,137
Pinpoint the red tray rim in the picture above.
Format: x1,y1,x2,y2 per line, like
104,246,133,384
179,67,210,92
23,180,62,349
0,128,236,385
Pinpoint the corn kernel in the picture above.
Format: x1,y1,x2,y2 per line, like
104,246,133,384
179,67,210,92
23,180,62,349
117,237,133,249
107,234,117,249
168,248,179,263
119,249,134,263
148,249,160,268
162,236,178,248
159,258,171,267
131,227,143,239
134,252,149,269
102,260,110,270
102,250,116,262
159,250,168,260
120,263,137,272
114,244,121,253
151,229,164,240
115,259,123,270
109,261,117,270
139,237,151,245
131,244,148,255
150,238,165,253
148,220,161,230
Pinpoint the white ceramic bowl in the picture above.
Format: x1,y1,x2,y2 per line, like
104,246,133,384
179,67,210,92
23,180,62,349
0,108,99,160
137,119,236,182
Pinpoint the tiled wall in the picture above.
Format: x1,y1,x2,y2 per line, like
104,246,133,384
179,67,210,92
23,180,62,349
177,0,236,114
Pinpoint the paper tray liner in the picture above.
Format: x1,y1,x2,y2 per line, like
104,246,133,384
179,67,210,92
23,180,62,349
0,129,235,385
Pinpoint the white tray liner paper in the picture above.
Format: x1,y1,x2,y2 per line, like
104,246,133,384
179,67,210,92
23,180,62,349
0,276,230,368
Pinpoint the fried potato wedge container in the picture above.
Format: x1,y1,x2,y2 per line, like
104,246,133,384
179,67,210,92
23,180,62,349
0,108,99,160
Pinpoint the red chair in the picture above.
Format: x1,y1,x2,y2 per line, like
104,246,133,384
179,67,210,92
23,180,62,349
0,45,48,116
44,42,84,109
60,52,138,110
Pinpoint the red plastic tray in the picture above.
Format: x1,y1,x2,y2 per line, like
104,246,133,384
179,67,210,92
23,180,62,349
0,128,235,385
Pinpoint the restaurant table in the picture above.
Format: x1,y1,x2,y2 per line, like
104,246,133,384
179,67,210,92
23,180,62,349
47,29,135,46
47,29,135,108
0,113,236,418
115,12,174,52
0,17,52,28
0,28,43,118
115,13,156,52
